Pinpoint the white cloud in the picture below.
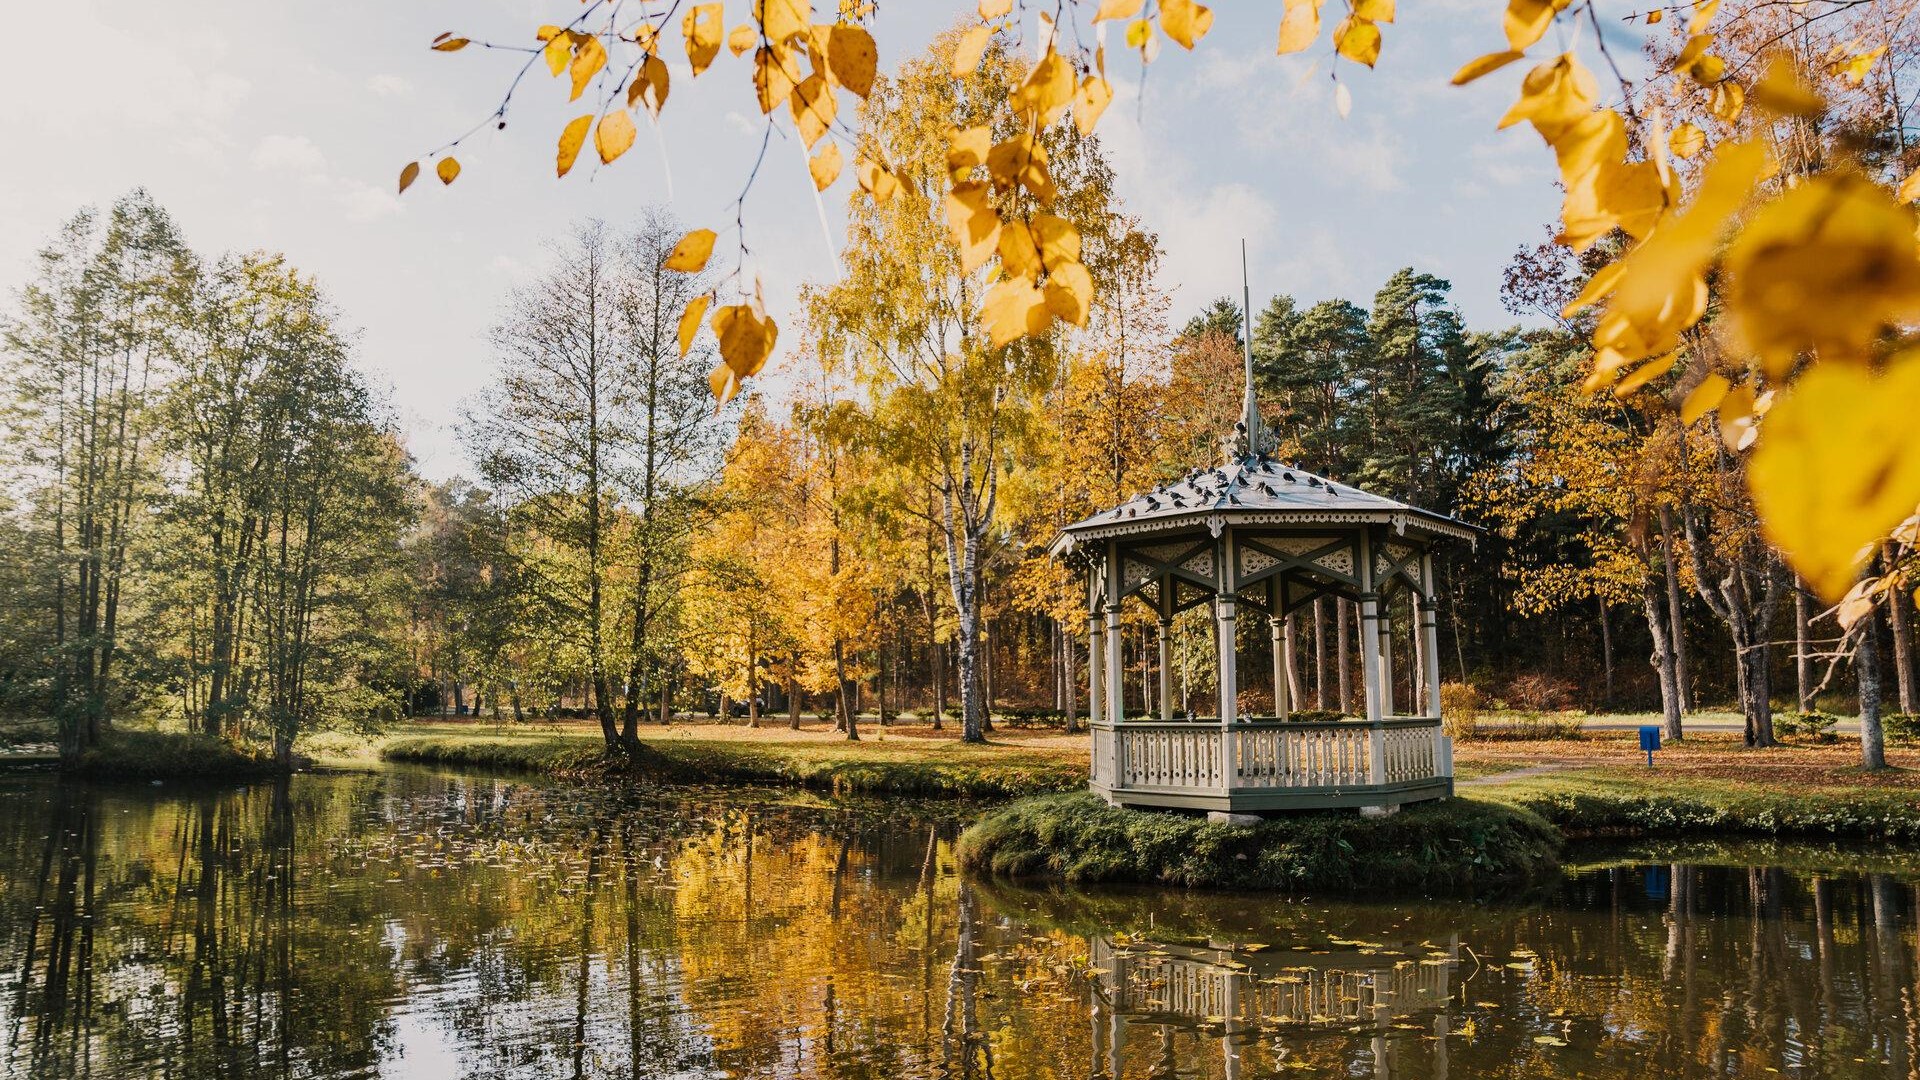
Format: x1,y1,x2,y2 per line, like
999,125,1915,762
250,134,329,174
336,179,403,223
365,73,415,98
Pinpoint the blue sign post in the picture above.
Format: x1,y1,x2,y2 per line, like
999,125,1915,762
1638,725,1661,766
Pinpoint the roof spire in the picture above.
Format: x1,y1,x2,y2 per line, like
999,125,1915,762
1224,239,1274,464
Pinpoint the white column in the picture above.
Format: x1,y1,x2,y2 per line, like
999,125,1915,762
1157,619,1172,721
1105,605,1125,724
1377,597,1395,718
1215,596,1238,724
1270,615,1289,720
1421,557,1444,718
1358,594,1384,725
1088,613,1104,725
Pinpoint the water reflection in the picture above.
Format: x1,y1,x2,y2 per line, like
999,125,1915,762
0,771,1916,1079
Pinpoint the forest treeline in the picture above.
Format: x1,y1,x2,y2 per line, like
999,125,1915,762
3,30,1914,763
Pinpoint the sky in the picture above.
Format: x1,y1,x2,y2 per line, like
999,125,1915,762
0,0,1574,480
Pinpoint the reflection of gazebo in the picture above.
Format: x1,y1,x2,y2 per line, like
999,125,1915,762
1088,934,1460,1080
1051,323,1474,818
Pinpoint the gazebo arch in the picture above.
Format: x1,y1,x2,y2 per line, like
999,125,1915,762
1051,323,1476,819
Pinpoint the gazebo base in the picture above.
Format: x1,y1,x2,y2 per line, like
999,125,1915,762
1092,776,1453,817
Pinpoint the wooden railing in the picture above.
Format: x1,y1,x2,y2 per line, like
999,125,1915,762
1089,717,1451,804
1090,937,1456,1028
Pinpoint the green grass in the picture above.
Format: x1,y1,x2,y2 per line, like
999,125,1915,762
379,726,1087,799
955,792,1562,894
1472,768,1920,842
68,729,283,781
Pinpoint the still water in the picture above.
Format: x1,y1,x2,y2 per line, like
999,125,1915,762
2,769,1917,1080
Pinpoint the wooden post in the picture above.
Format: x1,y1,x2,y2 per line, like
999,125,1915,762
1270,615,1289,720
1421,554,1443,719
1216,596,1238,724
1377,594,1395,718
1157,619,1172,721
1105,605,1125,725
1088,612,1104,727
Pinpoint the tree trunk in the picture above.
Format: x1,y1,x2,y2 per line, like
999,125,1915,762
1884,557,1916,713
1336,599,1353,714
1859,609,1888,770
1312,597,1329,710
788,673,802,730
1794,584,1815,714
1596,595,1614,709
1659,509,1693,714
1643,577,1684,740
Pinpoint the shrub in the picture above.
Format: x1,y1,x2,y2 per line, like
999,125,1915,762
68,729,283,780
1501,673,1578,712
955,792,1563,894
1440,682,1482,740
1775,710,1840,743
1883,712,1920,744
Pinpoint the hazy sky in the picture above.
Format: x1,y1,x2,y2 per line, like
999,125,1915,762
0,1,1575,479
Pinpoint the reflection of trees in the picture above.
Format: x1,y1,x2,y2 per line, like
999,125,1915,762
12,783,100,1076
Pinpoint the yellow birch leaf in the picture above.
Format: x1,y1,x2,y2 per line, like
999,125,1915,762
1127,18,1154,48
1688,0,1719,33
1709,79,1745,122
1837,45,1886,86
857,157,899,203
569,34,608,101
1561,258,1627,318
679,296,712,358
1680,373,1729,424
556,114,593,177
954,24,994,77
979,0,1014,18
596,110,637,163
1452,50,1525,85
945,181,1002,272
1277,0,1322,54
999,220,1042,280
1673,33,1713,71
947,125,991,180
809,142,842,189
1094,0,1144,19
1688,55,1726,85
1499,54,1597,138
431,34,470,52
1724,173,1920,378
1646,8,1663,22
436,156,461,184
1749,358,1920,601
754,46,798,113
1045,261,1094,326
712,303,778,378
630,55,670,114
398,161,421,194
756,0,809,46
790,74,835,147
684,4,724,76
1612,350,1676,397
1160,0,1213,49
710,362,740,404
728,24,758,56
1899,168,1920,203
987,134,1055,203
1333,16,1381,67
828,25,877,97
667,229,718,272
1750,52,1825,116
1009,49,1075,126
543,33,572,76
1031,214,1081,270
1504,0,1557,51
980,276,1051,347
1669,122,1706,158
1073,75,1113,136
1354,0,1395,23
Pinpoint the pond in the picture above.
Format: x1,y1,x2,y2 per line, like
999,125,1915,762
1,769,1916,1079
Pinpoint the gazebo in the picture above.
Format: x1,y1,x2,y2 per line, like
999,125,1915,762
1050,326,1475,819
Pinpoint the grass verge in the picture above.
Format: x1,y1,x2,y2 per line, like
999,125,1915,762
68,729,283,781
379,726,1087,799
1473,768,1920,842
954,792,1562,894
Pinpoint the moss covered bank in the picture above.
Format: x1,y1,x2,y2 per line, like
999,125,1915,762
955,792,1563,894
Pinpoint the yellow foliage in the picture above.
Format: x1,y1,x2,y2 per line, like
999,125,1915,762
1749,357,1920,601
555,114,593,177
683,3,724,76
1159,0,1213,50
595,110,637,164
809,142,843,189
1334,15,1382,67
667,229,718,272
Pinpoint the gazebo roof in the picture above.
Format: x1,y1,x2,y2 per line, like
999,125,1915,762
1052,453,1479,551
